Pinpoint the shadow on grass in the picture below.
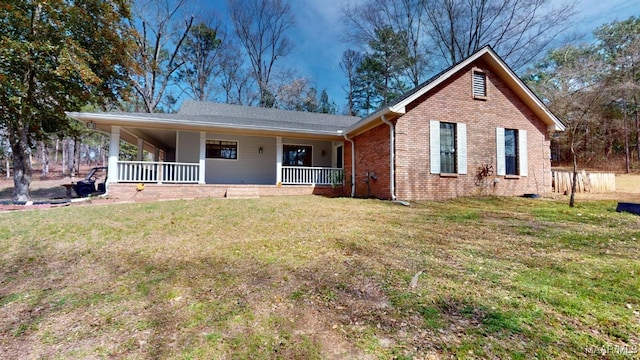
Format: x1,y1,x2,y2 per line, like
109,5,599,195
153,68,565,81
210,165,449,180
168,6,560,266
0,184,69,201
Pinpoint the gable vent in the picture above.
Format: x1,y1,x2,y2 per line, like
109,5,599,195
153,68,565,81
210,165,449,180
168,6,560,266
473,71,487,98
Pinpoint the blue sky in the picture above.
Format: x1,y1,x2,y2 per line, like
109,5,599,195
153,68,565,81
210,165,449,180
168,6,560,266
204,0,639,111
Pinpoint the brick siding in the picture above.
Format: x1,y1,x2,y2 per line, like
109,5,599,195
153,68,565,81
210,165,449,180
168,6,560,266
106,183,345,202
346,58,553,201
344,124,392,199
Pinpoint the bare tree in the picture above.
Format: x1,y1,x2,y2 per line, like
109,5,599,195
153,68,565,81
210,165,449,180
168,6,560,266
422,0,577,71
340,49,362,116
526,45,609,207
218,40,257,105
343,0,430,87
178,16,224,102
128,0,194,113
228,0,295,107
274,77,311,111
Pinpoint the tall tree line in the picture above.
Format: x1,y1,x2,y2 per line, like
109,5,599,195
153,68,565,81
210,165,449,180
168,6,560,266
126,0,337,113
340,0,577,116
524,16,640,174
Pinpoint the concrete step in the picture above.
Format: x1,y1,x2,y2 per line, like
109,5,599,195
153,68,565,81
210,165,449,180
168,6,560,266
225,187,260,199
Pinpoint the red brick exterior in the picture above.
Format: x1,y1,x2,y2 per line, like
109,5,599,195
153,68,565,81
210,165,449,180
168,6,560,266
106,183,345,202
345,58,553,201
344,124,392,199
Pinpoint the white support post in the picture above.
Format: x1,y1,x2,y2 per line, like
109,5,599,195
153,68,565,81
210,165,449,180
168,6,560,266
276,136,283,184
199,131,206,184
136,138,144,161
108,126,120,183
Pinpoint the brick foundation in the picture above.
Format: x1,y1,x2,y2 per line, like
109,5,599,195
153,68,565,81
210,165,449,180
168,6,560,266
105,183,345,202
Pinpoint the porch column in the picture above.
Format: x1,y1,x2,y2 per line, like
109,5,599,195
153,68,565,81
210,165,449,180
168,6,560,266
108,126,120,183
136,138,144,161
198,131,206,184
276,136,282,184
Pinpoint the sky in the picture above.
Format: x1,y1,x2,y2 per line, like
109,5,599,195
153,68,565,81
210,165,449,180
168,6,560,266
202,0,639,111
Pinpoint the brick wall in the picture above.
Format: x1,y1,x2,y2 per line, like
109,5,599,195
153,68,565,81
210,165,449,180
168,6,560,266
106,183,344,202
341,57,553,201
393,59,552,200
344,124,392,199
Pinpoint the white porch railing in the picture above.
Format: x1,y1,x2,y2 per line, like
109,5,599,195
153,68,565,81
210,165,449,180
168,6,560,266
117,161,199,183
282,166,344,185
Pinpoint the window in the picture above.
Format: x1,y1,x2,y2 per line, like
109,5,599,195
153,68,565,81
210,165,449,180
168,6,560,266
496,128,527,176
430,121,467,175
473,70,487,98
206,140,237,159
283,144,312,166
440,122,456,173
504,129,518,175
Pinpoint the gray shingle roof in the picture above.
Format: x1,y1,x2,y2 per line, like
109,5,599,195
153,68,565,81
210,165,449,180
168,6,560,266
178,101,361,131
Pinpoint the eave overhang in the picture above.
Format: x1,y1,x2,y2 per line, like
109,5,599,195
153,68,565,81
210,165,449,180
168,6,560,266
66,112,347,141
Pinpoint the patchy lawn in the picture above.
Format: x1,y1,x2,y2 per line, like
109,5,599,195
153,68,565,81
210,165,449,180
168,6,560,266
0,196,638,359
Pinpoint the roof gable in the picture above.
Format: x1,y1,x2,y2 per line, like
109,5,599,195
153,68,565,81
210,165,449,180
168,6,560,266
347,45,565,135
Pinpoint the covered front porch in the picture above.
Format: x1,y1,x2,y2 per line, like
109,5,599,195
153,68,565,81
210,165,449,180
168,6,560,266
106,126,345,187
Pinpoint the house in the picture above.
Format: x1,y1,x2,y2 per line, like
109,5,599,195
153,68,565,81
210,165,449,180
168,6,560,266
66,46,564,201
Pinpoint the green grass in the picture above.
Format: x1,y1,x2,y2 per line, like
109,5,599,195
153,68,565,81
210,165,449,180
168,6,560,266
0,196,639,359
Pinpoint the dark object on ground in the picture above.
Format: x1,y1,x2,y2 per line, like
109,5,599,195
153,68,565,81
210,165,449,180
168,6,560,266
72,167,108,197
616,202,640,216
522,193,540,198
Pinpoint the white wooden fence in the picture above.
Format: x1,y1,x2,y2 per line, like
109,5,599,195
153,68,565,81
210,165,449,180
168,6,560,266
118,161,199,183
117,162,343,185
281,166,344,185
552,170,616,193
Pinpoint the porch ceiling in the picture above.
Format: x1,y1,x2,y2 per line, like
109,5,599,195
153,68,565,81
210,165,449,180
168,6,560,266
122,127,177,152
87,121,176,154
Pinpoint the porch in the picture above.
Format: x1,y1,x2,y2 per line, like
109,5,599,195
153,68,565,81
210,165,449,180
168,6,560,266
115,161,344,186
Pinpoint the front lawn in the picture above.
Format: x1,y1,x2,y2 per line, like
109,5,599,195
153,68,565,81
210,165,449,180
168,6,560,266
1,196,638,359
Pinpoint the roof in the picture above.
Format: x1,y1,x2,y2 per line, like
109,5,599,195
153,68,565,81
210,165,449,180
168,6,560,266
66,102,361,140
346,45,565,135
67,46,563,143
178,101,359,129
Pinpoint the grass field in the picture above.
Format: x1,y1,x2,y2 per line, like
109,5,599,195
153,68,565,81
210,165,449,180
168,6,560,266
1,196,639,359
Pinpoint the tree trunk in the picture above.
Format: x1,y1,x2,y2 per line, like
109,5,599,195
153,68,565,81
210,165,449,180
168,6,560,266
623,108,630,174
570,143,577,208
40,141,49,177
62,139,67,176
67,139,75,176
74,136,81,175
10,123,32,202
5,139,10,179
635,108,639,166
